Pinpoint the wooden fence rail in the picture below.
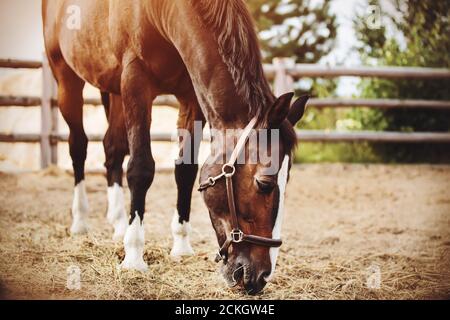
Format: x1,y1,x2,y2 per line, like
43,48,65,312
264,63,450,79
0,58,42,69
307,98,450,110
0,95,41,107
3,130,450,145
1,56,450,168
4,95,450,110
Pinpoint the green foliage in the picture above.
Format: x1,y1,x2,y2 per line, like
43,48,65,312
351,0,450,163
246,0,339,97
247,0,337,63
247,0,348,163
294,142,380,163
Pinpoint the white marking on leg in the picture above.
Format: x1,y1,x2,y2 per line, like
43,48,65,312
120,214,148,272
70,180,89,235
107,183,128,241
170,210,194,259
113,216,129,242
265,155,290,282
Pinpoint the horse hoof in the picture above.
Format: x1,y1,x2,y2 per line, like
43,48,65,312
70,220,89,235
170,211,194,259
170,243,195,259
119,259,148,272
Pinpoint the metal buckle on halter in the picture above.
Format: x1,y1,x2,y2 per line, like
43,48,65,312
230,229,244,243
207,177,216,187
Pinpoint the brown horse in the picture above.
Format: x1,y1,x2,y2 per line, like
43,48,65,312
42,0,308,294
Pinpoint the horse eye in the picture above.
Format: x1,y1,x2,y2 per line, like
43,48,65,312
255,178,276,194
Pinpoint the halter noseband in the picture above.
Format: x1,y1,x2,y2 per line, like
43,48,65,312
198,117,282,263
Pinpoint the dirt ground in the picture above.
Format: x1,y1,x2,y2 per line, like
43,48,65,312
0,164,449,300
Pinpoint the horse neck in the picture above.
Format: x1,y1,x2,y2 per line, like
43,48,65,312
154,0,269,130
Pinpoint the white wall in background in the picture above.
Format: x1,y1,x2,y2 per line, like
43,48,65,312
0,0,43,60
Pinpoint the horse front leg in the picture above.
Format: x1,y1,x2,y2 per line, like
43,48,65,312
102,93,129,241
119,58,156,271
171,93,205,259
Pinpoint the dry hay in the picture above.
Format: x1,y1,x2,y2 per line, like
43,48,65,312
0,164,449,300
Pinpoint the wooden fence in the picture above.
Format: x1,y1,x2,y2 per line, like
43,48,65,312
1,56,450,169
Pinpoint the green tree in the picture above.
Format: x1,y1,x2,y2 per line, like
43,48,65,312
352,0,450,163
247,0,344,163
247,0,337,64
247,0,339,106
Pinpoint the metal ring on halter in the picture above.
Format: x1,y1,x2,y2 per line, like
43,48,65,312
222,164,236,177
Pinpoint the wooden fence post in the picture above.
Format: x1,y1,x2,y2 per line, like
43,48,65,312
50,77,59,166
273,57,295,96
41,54,58,169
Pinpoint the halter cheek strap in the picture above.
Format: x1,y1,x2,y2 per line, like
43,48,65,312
198,117,283,263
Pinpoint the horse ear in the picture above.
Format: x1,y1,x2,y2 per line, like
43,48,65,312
267,92,294,127
287,95,309,126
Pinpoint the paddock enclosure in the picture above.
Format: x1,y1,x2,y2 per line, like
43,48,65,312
1,58,450,167
0,164,449,299
1,36,450,300
1,56,450,299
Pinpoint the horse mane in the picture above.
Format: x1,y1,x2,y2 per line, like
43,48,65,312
191,0,275,119
280,120,298,157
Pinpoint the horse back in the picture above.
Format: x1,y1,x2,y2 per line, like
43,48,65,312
42,0,190,95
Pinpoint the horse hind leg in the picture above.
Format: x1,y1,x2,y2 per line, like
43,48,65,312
171,93,205,259
55,65,89,235
102,93,129,241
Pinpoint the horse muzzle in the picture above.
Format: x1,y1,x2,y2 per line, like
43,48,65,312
220,257,270,295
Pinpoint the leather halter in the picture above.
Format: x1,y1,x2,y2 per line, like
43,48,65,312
198,117,282,263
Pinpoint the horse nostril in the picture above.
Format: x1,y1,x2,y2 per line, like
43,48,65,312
255,178,276,194
244,270,270,295
232,264,244,284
